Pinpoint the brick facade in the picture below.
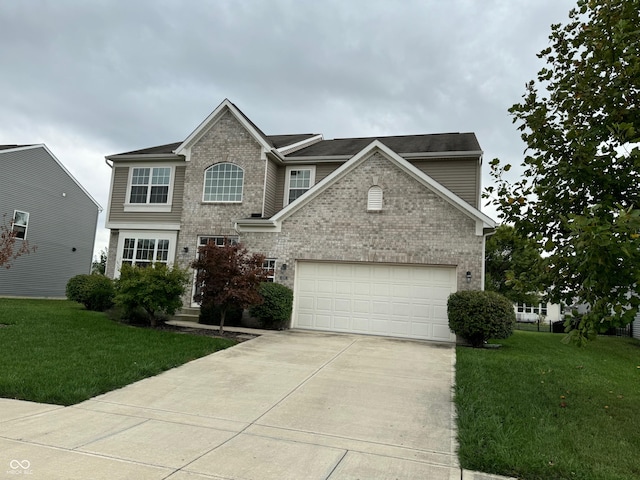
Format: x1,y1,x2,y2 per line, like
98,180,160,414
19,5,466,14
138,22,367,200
240,152,484,293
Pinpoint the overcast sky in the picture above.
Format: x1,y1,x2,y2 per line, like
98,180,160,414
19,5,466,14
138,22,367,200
0,0,577,258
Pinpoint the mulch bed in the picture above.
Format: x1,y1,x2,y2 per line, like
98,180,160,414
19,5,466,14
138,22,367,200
156,322,260,343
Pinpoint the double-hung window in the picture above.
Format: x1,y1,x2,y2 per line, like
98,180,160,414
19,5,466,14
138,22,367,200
203,163,244,202
129,167,171,204
12,210,29,240
285,166,315,205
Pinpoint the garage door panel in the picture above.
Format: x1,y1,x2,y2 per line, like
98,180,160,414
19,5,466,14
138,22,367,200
372,301,390,314
432,324,453,341
353,300,370,314
316,296,333,311
334,298,351,313
294,262,457,342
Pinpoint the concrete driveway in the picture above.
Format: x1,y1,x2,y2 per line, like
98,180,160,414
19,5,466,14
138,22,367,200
0,331,505,479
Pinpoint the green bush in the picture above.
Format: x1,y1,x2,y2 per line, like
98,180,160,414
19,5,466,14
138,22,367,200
66,274,115,311
447,290,515,347
199,303,243,326
249,282,293,330
115,263,189,326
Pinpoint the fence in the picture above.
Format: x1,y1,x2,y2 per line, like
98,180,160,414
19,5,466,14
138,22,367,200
514,319,633,337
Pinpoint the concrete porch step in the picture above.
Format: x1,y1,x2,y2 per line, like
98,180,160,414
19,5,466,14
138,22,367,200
172,307,200,323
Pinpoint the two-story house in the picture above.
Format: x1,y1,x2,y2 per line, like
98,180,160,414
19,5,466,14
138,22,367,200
0,144,102,297
104,99,495,342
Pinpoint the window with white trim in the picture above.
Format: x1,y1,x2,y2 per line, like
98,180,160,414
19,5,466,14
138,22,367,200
368,186,383,211
128,167,171,204
12,210,29,240
285,166,315,205
203,163,244,202
122,237,170,268
262,259,276,282
198,236,239,248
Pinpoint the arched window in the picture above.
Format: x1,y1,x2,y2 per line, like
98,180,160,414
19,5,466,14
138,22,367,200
203,163,244,202
368,185,383,211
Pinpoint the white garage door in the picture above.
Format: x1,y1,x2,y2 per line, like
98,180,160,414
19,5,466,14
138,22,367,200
293,261,457,342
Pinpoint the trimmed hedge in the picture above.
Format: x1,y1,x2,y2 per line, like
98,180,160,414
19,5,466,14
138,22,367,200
249,282,293,330
66,274,115,312
448,290,515,347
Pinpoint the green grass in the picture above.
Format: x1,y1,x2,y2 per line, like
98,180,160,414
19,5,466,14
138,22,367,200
0,298,235,406
455,331,640,480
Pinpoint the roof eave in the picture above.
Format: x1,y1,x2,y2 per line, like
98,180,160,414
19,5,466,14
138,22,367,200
105,153,184,161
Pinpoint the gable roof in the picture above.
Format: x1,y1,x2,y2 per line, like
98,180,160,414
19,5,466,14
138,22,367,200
237,140,495,235
0,144,102,211
174,99,274,156
110,135,321,157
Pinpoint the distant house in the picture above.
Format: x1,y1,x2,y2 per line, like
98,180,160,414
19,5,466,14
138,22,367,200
0,145,102,297
514,300,563,323
104,99,496,342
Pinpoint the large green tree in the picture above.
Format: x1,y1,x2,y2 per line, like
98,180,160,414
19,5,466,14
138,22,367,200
484,225,543,305
485,0,640,343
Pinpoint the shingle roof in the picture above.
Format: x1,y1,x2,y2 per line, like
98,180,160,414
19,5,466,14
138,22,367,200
116,142,183,155
113,135,319,156
0,144,30,151
287,133,481,157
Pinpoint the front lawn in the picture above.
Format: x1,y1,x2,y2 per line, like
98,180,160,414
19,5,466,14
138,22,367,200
455,331,640,480
0,298,235,406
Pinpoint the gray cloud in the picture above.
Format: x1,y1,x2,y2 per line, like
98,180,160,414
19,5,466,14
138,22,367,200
0,0,577,254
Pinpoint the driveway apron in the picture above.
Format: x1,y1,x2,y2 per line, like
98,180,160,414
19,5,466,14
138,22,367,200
0,331,462,479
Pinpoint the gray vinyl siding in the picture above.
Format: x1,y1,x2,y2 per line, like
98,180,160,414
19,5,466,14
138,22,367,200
273,162,343,212
410,157,479,207
263,159,279,217
0,146,100,297
108,165,185,224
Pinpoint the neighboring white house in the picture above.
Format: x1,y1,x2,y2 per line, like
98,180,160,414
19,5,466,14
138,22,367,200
633,312,640,340
515,301,563,323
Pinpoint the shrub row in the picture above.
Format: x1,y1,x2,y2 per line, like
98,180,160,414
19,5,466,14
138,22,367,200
67,271,294,330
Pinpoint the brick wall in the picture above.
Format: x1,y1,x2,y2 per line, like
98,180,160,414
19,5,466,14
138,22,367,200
241,151,484,293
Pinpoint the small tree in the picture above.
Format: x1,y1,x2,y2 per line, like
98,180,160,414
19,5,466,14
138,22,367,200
191,240,267,334
1,213,35,269
115,263,189,327
91,248,107,275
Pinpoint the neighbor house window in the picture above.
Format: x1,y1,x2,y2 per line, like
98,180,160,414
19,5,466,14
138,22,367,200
12,210,29,240
198,236,239,248
128,167,171,204
203,163,244,202
368,186,383,211
122,237,170,267
285,166,315,205
263,259,276,282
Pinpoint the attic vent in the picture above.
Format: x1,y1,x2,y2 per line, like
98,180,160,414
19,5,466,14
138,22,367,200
368,186,383,211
